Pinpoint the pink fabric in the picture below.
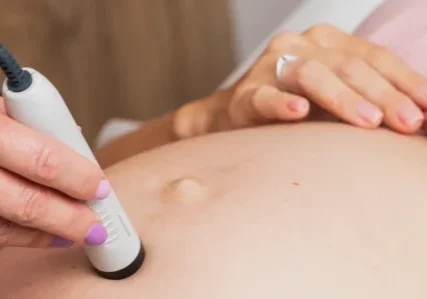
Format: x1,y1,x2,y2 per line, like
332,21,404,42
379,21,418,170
355,0,427,77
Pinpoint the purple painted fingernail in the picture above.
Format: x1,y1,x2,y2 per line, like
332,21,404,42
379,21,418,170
85,223,108,246
51,237,74,248
94,179,111,200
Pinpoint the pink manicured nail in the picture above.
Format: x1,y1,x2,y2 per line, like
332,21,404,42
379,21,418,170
397,105,424,128
287,97,309,113
94,179,111,200
356,102,383,125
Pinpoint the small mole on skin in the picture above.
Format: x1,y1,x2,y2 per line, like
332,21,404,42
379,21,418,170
71,265,77,269
292,182,300,186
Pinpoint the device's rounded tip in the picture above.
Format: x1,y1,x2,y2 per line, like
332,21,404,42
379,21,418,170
93,240,146,280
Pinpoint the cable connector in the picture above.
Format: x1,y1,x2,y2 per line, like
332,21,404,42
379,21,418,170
0,44,32,92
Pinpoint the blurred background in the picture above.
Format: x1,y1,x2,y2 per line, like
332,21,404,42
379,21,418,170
1,0,301,144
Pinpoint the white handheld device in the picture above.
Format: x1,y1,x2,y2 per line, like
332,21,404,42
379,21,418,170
0,45,145,280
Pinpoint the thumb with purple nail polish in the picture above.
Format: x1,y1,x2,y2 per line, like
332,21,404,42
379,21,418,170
85,223,108,246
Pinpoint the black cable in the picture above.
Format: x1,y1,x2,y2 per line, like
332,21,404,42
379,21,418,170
0,44,32,92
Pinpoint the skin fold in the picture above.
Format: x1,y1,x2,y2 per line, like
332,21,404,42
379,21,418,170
2,122,427,299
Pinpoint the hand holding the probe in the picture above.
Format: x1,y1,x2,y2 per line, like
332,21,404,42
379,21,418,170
0,96,110,248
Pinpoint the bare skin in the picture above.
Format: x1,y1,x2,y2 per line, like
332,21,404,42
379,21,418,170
2,122,427,298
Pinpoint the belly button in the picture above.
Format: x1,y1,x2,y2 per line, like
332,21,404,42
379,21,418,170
162,177,207,204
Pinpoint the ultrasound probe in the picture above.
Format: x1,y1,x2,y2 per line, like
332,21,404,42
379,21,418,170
0,44,145,280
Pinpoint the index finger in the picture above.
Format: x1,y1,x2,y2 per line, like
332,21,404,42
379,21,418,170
303,24,427,108
0,113,109,201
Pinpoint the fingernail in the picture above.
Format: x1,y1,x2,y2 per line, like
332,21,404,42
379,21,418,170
356,102,383,125
397,105,424,127
85,223,108,246
51,236,74,248
94,179,111,200
287,97,309,113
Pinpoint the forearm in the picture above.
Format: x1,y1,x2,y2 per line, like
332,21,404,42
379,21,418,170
94,112,177,168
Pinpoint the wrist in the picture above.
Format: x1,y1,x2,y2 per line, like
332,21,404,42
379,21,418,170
95,112,178,167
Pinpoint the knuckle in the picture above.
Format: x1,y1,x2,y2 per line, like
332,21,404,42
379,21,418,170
304,23,337,45
296,59,342,108
370,85,401,103
267,32,303,54
328,93,343,111
228,90,249,127
305,23,333,36
28,143,59,184
320,49,347,68
229,86,260,128
0,220,13,247
233,85,247,102
337,57,366,78
174,103,200,140
14,185,49,226
296,59,318,83
322,90,343,113
367,46,391,65
64,204,91,240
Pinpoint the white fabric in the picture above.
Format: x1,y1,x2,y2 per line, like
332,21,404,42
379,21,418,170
94,0,386,147
94,118,142,149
